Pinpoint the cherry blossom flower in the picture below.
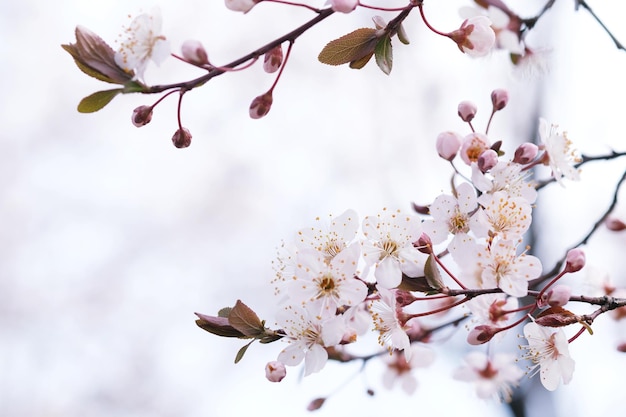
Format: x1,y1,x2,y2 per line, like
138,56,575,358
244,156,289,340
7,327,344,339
539,118,582,184
422,182,477,245
460,6,523,55
472,160,537,204
382,345,436,394
521,322,575,391
460,133,491,165
454,352,524,401
362,209,425,289
478,239,541,297
114,8,170,81
467,293,519,330
449,16,496,58
452,238,541,296
276,304,345,376
369,287,411,359
470,191,532,241
296,209,359,263
288,243,367,317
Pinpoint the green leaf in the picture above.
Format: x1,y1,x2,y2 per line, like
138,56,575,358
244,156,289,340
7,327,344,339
234,340,255,364
424,254,445,290
77,89,123,113
374,36,393,75
396,22,410,45
228,300,265,337
318,28,379,66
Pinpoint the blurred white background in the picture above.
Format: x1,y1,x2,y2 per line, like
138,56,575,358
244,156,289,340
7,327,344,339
1,1,626,416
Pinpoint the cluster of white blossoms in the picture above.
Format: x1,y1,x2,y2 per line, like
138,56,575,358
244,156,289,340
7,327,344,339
268,92,582,400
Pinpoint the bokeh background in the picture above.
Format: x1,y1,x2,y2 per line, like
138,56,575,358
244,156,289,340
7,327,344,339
2,1,626,416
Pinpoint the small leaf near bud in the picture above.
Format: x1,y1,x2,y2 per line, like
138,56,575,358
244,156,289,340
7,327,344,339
318,28,379,67
194,312,247,338
536,306,578,328
263,45,283,73
171,127,192,148
374,36,393,75
228,299,265,337
424,254,445,290
77,89,123,113
411,202,430,215
131,105,153,127
249,91,273,119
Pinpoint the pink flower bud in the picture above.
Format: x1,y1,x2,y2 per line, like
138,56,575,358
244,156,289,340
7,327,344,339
436,131,462,161
265,361,286,382
490,88,509,111
467,325,498,345
181,40,209,65
448,16,496,58
171,127,192,148
513,142,539,164
539,285,572,308
460,132,491,165
225,0,257,13
131,105,153,127
565,248,585,273
477,149,498,172
249,91,273,119
606,217,626,231
457,101,477,122
330,0,358,13
617,342,626,353
263,45,283,73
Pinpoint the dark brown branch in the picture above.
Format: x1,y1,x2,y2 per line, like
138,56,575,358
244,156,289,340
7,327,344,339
575,0,626,52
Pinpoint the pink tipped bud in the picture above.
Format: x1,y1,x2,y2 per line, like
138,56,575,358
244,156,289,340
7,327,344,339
606,217,626,231
249,91,273,119
395,290,418,307
477,149,498,172
565,248,585,273
171,127,192,148
436,131,463,161
460,132,491,165
265,361,286,382
539,285,572,308
457,101,477,122
513,142,539,164
467,325,498,345
617,342,626,353
263,45,283,73
330,0,358,13
225,0,258,13
181,40,209,65
490,88,509,111
131,105,153,127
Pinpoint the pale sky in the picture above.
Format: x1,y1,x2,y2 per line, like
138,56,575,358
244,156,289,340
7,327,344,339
2,1,626,416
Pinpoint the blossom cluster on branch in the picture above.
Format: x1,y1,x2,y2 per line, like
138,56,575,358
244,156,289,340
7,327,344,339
63,0,626,411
